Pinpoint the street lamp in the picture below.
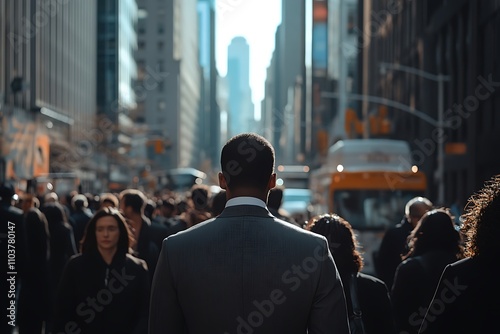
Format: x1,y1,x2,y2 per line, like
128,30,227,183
378,62,450,205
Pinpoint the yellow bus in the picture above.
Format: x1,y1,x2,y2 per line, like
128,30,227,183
310,139,427,275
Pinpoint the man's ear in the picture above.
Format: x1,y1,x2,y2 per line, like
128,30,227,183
218,172,227,190
268,173,277,190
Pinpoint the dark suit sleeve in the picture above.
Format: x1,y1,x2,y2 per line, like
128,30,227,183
149,238,187,334
307,239,350,334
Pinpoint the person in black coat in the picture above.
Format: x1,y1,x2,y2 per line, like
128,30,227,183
391,208,464,334
53,207,150,334
0,184,25,334
306,213,396,334
119,189,165,279
17,194,51,334
374,196,433,289
419,175,500,333
69,193,93,247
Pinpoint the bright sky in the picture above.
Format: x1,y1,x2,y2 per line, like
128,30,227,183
215,0,282,120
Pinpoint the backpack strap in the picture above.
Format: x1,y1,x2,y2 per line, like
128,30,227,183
349,272,367,334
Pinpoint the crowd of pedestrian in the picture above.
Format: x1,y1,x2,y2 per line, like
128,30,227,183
1,132,499,333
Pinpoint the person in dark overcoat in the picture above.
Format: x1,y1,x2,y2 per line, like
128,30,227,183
306,213,397,334
391,208,464,333
53,207,150,334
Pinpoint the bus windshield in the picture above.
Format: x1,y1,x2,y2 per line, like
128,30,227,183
332,190,422,229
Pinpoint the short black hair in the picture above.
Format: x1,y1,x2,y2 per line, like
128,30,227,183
190,184,210,211
220,133,275,190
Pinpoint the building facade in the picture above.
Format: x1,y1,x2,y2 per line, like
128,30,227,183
97,0,138,191
134,0,201,176
262,0,306,165
361,0,500,205
0,0,97,193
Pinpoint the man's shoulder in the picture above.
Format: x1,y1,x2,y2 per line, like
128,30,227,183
164,214,325,245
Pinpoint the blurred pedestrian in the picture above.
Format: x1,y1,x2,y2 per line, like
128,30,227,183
119,189,165,278
306,214,396,334
375,196,433,289
178,184,212,228
152,196,178,227
210,189,227,217
17,194,51,334
53,207,150,333
40,201,78,332
69,193,93,248
0,184,24,334
150,133,350,333
419,175,500,333
391,208,464,333
99,192,119,209
267,186,300,227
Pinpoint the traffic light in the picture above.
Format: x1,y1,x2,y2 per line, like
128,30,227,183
154,139,163,154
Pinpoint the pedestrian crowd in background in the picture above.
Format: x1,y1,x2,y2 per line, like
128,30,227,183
1,132,499,333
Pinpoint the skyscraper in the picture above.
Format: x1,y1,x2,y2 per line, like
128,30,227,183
198,0,220,170
227,37,255,136
97,0,138,190
134,0,201,173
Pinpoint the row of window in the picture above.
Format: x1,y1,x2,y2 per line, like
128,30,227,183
137,40,165,51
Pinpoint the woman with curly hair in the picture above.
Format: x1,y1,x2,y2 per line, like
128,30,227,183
419,175,500,333
306,214,396,334
391,208,464,334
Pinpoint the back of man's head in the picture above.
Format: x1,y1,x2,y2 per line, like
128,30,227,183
119,189,146,214
190,184,211,211
71,194,88,211
220,133,275,191
405,196,433,226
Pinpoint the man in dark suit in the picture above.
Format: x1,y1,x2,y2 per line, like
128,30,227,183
150,133,350,334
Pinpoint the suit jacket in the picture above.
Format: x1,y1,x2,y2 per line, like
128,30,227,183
149,204,350,334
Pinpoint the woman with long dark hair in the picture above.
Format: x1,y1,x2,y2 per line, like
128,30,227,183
306,214,396,334
391,208,464,334
53,207,150,334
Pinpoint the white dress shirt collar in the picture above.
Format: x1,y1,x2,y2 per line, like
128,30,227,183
225,196,266,209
